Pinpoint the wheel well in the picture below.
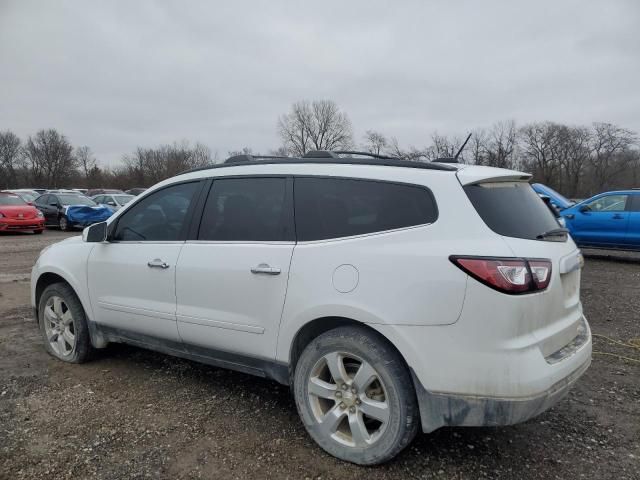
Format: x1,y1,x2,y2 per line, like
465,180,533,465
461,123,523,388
288,317,410,381
35,272,69,308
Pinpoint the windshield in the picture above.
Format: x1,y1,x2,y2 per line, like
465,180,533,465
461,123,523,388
113,194,134,205
57,194,96,206
464,182,565,241
532,183,574,209
0,195,27,206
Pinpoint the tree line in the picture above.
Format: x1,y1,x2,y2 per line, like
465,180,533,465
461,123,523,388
2,99,638,197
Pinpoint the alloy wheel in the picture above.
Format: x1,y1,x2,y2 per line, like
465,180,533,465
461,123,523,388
307,352,390,447
43,295,75,356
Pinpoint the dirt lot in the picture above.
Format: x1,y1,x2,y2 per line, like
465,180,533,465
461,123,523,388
0,231,638,479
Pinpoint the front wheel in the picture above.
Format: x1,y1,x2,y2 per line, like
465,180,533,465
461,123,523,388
38,283,92,363
58,215,69,231
293,326,419,465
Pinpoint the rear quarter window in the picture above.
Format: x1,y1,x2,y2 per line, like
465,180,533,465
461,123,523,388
295,177,438,241
464,182,560,240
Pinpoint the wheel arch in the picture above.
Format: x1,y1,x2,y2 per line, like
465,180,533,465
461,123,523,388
287,316,414,388
34,269,107,348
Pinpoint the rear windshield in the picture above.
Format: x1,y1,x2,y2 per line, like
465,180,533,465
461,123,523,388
464,182,562,241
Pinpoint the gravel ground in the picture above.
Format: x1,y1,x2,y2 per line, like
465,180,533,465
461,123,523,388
0,231,638,479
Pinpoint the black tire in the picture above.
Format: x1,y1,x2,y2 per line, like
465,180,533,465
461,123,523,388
58,215,69,231
33,229,43,234
293,326,419,465
38,282,92,363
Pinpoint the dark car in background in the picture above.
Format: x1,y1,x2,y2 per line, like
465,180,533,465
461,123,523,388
125,187,146,196
35,193,113,231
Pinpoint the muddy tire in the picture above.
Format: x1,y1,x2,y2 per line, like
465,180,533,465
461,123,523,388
38,282,92,363
293,326,419,465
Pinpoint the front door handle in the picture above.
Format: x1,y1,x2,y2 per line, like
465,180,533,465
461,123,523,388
612,214,624,219
147,259,170,269
251,263,281,275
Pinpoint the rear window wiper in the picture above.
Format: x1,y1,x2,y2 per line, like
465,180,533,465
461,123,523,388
536,227,569,239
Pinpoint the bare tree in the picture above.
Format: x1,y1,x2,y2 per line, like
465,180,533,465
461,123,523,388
0,130,23,188
588,122,637,192
122,141,213,187
362,130,388,155
24,129,77,188
75,145,96,186
278,100,353,156
481,121,518,169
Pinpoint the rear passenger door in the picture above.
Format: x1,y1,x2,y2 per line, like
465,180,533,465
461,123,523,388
175,177,295,360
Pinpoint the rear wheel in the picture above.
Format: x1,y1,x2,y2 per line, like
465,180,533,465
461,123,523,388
38,283,92,363
293,326,419,465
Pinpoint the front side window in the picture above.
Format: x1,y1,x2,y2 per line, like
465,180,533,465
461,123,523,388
112,182,199,241
295,177,438,241
198,177,290,241
585,194,629,212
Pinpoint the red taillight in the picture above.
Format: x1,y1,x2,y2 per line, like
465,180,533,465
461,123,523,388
450,256,552,294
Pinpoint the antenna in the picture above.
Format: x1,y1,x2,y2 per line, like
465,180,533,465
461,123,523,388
454,133,472,161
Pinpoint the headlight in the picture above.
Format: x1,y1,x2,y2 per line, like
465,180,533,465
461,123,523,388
36,211,44,218
557,216,566,227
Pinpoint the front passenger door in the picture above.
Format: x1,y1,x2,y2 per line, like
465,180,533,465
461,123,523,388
87,181,203,343
570,194,630,247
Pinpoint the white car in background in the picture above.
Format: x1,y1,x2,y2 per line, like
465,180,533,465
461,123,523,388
31,151,591,465
91,193,135,211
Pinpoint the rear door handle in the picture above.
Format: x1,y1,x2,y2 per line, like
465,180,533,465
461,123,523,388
251,263,281,275
147,259,170,269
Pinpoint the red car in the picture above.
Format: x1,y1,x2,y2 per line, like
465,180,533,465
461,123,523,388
0,192,45,234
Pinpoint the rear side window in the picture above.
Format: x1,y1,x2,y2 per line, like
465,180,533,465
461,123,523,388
464,182,560,240
198,177,292,241
629,195,640,212
295,177,438,241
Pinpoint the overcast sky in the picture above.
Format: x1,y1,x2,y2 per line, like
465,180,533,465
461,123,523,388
1,0,639,166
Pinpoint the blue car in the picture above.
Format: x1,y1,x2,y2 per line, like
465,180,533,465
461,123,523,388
560,190,640,250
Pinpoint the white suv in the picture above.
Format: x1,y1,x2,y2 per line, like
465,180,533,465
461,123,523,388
31,151,591,465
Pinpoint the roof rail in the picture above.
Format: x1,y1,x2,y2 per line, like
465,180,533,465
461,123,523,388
335,150,399,160
179,152,459,175
302,150,340,158
433,157,458,164
225,154,288,164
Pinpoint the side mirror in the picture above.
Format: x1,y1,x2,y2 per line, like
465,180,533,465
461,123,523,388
83,221,108,242
579,205,591,213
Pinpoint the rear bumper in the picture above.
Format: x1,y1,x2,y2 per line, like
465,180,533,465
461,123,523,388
0,218,45,232
412,355,590,432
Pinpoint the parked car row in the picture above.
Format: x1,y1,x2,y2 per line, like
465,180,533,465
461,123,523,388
532,183,640,250
0,187,146,233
